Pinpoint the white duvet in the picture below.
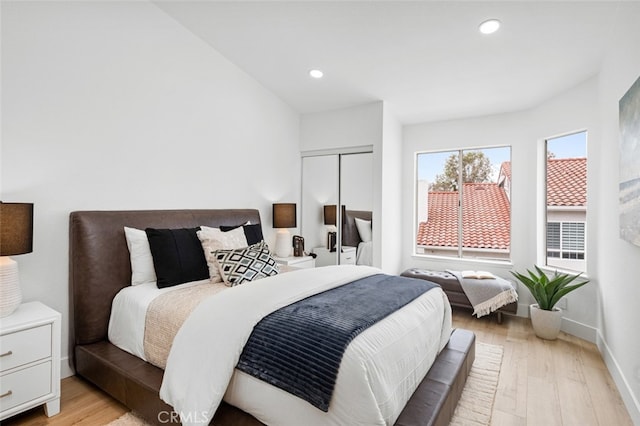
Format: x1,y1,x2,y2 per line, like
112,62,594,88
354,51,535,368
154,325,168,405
157,265,452,426
109,266,451,425
357,240,374,265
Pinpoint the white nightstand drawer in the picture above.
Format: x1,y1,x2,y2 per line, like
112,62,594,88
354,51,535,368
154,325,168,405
340,246,357,265
0,361,51,412
287,258,315,269
341,252,356,264
0,324,51,372
273,255,315,269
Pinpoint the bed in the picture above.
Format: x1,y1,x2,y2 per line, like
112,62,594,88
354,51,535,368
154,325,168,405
342,209,373,265
69,209,475,426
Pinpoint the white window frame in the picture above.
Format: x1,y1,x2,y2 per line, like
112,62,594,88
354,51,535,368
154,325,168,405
546,221,586,260
413,146,512,263
540,130,588,274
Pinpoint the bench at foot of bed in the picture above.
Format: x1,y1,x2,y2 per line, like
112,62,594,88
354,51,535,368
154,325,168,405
74,328,475,426
395,328,475,426
401,268,517,324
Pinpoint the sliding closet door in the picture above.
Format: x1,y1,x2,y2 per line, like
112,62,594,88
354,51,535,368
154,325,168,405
301,155,339,266
340,153,374,265
341,153,373,214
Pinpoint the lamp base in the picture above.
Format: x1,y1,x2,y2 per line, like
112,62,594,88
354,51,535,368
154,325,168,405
274,229,292,258
0,257,22,318
327,231,337,252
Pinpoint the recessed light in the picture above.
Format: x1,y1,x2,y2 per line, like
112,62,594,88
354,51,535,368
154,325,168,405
309,69,324,79
479,19,501,35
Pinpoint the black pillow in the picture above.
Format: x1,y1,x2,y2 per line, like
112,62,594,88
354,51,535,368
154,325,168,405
145,227,209,288
220,223,264,246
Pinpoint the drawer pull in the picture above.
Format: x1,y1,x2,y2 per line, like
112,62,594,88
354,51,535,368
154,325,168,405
0,390,12,398
0,350,12,358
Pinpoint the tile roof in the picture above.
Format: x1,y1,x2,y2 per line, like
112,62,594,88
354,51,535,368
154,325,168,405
416,157,585,250
417,183,511,250
547,158,587,206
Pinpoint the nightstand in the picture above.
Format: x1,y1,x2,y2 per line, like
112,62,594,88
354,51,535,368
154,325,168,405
0,301,61,421
273,255,316,269
312,246,357,267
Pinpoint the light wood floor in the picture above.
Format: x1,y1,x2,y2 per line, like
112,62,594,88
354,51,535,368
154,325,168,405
453,310,633,426
4,309,633,425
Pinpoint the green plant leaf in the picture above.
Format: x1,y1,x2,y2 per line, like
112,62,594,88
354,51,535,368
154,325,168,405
511,265,588,311
548,281,589,308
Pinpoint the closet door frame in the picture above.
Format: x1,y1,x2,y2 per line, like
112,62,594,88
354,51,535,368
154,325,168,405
301,146,373,264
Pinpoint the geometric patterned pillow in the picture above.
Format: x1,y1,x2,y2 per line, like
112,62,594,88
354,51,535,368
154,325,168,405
214,242,280,287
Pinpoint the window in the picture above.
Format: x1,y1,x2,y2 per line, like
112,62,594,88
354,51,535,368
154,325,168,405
415,146,511,261
546,221,585,260
545,131,587,272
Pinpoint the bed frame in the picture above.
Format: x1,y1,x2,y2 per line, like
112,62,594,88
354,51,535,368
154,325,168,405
69,209,475,426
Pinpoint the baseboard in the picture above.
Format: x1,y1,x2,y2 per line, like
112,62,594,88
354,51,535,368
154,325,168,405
61,356,74,379
561,317,597,343
516,303,597,343
516,302,529,317
597,330,640,425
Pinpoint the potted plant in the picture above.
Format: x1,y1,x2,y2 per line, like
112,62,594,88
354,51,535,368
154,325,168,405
511,266,588,340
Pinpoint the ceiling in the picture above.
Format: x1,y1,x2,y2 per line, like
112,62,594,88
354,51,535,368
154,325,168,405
154,1,624,124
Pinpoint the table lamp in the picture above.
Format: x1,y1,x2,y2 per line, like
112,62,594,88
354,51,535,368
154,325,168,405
324,205,337,251
323,205,345,251
0,202,34,317
272,203,296,257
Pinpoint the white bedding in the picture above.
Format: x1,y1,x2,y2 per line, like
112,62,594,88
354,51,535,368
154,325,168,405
356,240,373,265
108,266,451,426
107,278,211,360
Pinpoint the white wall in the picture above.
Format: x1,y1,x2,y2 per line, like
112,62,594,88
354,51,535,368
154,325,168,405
1,1,300,376
595,3,640,422
403,77,600,336
378,104,403,273
300,102,382,153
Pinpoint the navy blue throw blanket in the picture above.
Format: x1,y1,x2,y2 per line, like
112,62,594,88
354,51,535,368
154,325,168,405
236,273,439,411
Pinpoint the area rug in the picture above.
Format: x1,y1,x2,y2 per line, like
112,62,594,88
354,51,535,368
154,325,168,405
450,341,503,425
106,342,503,426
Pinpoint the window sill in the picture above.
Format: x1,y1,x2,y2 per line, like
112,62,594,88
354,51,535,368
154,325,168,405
535,264,589,281
410,253,513,271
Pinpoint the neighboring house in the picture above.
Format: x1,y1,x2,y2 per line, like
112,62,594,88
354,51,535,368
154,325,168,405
416,182,511,260
417,158,587,270
545,158,587,270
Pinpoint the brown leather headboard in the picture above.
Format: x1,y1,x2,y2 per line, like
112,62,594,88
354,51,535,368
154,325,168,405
69,209,261,346
342,209,372,248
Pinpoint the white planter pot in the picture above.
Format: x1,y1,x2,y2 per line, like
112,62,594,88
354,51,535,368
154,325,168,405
529,304,562,340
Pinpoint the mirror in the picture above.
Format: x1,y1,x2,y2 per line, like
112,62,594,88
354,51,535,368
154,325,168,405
301,152,373,266
301,155,339,266
340,153,374,266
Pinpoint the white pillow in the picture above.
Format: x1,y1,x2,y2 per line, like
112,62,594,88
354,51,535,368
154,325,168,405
124,226,157,286
197,226,248,283
354,217,372,243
